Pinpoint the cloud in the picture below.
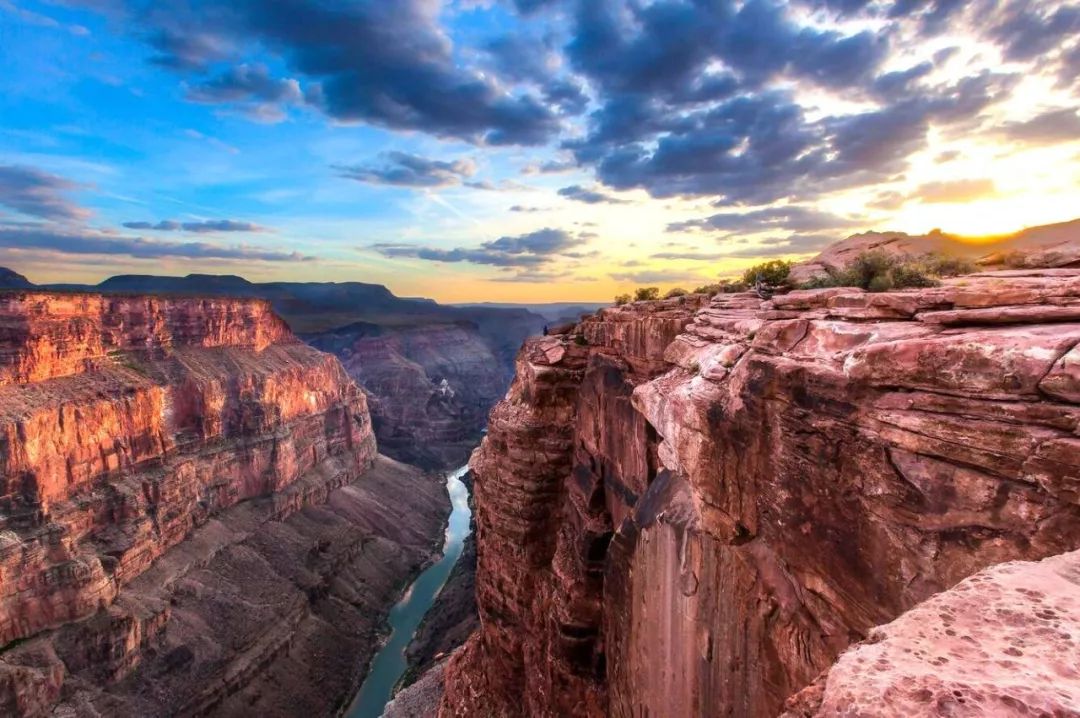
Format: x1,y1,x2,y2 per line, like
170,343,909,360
510,205,545,213
557,184,629,204
185,63,302,120
911,178,998,203
123,0,562,144
668,206,861,234
370,227,586,268
652,233,832,259
523,159,577,175
1002,108,1080,145
121,219,269,232
0,165,91,221
609,269,704,283
336,152,477,188
0,224,310,261
147,28,230,70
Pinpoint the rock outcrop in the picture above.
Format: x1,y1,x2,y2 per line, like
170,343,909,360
791,218,1080,283
0,290,448,716
783,549,1080,717
441,269,1080,717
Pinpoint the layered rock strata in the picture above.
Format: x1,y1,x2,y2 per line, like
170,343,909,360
0,291,446,716
441,269,1080,717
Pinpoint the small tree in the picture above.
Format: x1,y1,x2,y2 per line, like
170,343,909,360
664,287,688,298
634,287,660,301
614,293,632,306
741,260,792,287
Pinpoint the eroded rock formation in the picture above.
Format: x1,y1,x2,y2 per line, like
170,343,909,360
0,291,448,716
441,269,1080,717
783,549,1080,717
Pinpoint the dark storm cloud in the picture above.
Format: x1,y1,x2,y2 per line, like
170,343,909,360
336,152,477,188
668,206,861,234
557,185,629,204
1002,108,1080,145
370,228,586,268
121,219,269,232
0,225,309,261
0,165,90,221
117,0,561,144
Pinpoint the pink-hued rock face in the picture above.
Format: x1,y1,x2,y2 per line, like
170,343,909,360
440,270,1080,717
783,549,1080,717
0,291,382,715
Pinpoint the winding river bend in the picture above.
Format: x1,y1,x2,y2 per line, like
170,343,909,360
347,464,473,718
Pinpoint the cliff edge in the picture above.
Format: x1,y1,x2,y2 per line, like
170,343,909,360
440,268,1080,716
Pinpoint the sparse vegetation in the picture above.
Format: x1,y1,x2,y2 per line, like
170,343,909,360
694,279,748,295
634,287,661,301
664,287,688,298
574,334,588,346
741,260,793,288
614,293,632,305
801,250,975,292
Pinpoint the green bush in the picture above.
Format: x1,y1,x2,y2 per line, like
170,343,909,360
800,250,965,292
693,279,748,295
664,287,689,298
614,293,631,305
634,287,661,301
741,260,792,287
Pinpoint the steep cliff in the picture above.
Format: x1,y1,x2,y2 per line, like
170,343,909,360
441,269,1080,717
0,290,448,716
306,322,509,469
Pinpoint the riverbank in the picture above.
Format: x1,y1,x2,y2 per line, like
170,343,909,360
345,465,473,718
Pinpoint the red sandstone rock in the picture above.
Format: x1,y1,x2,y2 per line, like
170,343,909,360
440,271,1080,717
0,290,428,717
782,549,1080,717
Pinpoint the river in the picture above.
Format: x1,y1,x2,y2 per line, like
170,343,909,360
346,464,473,718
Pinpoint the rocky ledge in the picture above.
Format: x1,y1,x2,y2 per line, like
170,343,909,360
440,269,1080,717
0,291,448,716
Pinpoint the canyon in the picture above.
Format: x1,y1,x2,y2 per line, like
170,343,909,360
439,266,1080,717
0,270,545,471
0,290,450,716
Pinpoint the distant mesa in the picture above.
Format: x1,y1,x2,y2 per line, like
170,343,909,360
0,266,32,289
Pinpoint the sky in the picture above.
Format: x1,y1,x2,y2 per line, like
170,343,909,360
0,0,1077,303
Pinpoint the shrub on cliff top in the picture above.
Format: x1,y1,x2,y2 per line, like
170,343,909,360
802,250,970,292
664,287,688,298
634,287,661,301
694,279,748,295
741,260,793,287
614,293,631,305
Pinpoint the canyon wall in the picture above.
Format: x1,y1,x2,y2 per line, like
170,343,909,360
0,291,448,716
306,322,511,469
441,269,1080,717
